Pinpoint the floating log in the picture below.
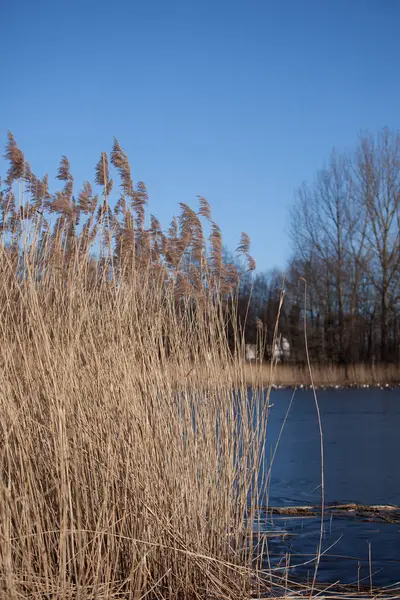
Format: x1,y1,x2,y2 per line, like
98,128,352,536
265,503,400,523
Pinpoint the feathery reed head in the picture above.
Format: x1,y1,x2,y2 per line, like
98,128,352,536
236,231,256,271
132,181,147,229
210,221,222,275
111,138,133,196
4,131,25,186
197,195,212,220
236,232,251,255
57,155,72,182
78,181,96,214
95,151,109,187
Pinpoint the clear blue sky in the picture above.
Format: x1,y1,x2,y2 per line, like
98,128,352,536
1,0,399,271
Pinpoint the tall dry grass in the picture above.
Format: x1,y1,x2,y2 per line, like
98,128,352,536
242,362,400,388
0,135,272,599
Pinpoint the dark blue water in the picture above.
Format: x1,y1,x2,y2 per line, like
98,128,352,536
261,387,400,586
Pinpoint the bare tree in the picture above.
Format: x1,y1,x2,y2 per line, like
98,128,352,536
290,151,362,361
355,128,400,361
288,128,400,364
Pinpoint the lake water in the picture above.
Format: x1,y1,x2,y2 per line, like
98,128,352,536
261,387,400,586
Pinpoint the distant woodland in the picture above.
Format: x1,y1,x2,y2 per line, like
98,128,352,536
239,128,399,365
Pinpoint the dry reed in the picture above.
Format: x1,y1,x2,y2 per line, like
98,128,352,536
242,363,400,388
1,134,394,600
0,135,270,600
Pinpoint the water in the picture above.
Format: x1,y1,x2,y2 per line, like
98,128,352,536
260,387,400,586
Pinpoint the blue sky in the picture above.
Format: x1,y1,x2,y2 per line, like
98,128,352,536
1,0,399,271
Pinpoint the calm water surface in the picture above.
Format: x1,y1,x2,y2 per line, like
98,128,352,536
261,388,400,586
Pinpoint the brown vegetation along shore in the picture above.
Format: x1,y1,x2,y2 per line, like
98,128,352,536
243,362,400,388
0,134,277,600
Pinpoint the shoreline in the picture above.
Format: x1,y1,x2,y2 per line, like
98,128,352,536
268,381,399,390
242,362,400,390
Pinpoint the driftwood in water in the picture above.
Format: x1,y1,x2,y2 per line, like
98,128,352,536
267,503,400,523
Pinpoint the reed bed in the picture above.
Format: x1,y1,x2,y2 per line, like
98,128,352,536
0,134,274,599
242,363,400,388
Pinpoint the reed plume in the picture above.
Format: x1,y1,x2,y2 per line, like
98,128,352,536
210,221,223,277
95,151,109,187
111,137,133,196
4,131,25,185
197,195,212,220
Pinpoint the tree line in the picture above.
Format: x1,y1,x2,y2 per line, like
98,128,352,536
238,128,400,365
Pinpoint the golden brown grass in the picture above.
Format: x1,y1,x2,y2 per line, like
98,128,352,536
0,135,273,599
0,266,263,599
242,362,400,388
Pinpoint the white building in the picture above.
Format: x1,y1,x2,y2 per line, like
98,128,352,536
273,336,290,362
245,343,257,361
